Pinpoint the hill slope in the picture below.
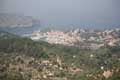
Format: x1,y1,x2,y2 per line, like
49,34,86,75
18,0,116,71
0,31,120,80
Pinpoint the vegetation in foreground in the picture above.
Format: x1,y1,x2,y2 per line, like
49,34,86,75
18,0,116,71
0,31,120,80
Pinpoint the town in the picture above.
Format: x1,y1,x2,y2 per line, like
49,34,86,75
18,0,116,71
23,28,120,49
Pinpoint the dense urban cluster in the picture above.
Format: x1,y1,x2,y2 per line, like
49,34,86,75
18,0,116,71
24,28,120,49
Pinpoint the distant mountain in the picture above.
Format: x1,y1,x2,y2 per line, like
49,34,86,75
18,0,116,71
0,13,41,35
0,13,40,28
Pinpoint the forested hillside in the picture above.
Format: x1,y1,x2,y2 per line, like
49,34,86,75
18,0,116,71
0,31,120,80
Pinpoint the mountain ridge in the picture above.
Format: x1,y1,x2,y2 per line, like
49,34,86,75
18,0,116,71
0,13,40,28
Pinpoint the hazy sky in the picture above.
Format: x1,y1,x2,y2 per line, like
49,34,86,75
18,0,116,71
0,0,120,28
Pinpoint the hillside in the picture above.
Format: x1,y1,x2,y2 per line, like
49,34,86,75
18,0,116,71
0,31,120,80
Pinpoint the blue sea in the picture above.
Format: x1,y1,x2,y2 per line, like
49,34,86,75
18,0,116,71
0,25,119,36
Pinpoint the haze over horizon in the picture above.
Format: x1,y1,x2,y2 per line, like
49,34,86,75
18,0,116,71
0,0,120,29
